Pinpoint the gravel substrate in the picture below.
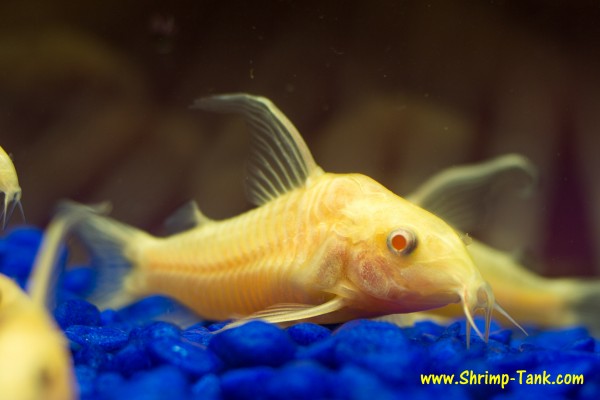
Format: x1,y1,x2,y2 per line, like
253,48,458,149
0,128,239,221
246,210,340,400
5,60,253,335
1,226,599,399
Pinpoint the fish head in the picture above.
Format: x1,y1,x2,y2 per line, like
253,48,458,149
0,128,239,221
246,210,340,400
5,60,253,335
0,276,75,400
331,174,494,340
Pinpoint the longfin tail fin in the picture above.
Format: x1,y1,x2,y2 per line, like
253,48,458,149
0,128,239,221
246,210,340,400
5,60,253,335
57,201,154,310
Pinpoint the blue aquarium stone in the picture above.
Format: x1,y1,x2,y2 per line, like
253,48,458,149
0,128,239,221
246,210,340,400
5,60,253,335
100,309,123,326
116,365,189,400
0,249,37,286
402,320,446,342
295,334,337,368
182,324,214,346
55,299,102,329
209,321,296,368
489,328,513,344
116,295,192,325
74,365,97,400
518,327,591,350
264,360,334,400
1,227,65,288
5,226,43,248
220,366,276,399
129,321,181,343
286,322,331,346
61,266,96,296
148,336,223,377
207,321,230,331
73,343,109,370
113,342,154,377
94,372,125,400
333,319,421,384
65,325,129,352
566,337,596,352
332,365,397,400
191,374,222,400
0,234,8,254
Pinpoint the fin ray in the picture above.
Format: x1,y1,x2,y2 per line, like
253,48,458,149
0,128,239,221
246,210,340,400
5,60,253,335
56,200,152,310
191,93,321,205
407,154,537,232
226,297,345,328
27,203,110,310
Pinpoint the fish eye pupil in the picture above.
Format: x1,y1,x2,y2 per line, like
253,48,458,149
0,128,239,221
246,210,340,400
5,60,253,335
391,234,408,251
387,228,417,255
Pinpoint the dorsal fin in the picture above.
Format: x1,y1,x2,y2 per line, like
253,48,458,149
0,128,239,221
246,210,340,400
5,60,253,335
191,93,322,205
164,200,212,234
406,154,537,232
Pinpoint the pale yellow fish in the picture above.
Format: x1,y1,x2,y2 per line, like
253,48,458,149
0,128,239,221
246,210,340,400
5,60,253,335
0,145,25,229
405,154,600,335
61,93,516,343
0,206,98,400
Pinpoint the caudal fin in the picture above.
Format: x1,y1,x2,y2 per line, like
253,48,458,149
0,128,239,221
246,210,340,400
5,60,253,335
57,201,154,310
28,202,110,309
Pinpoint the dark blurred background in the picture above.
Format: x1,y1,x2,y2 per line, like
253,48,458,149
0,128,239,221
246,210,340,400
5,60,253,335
1,0,600,277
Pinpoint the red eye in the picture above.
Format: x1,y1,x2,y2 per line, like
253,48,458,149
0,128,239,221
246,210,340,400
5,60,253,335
391,234,407,251
387,228,417,255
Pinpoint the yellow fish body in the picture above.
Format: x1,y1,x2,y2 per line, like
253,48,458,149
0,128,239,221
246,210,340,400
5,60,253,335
0,207,90,400
64,94,503,341
0,276,72,400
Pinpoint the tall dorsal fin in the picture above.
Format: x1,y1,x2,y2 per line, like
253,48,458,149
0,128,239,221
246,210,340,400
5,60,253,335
191,93,322,205
406,154,537,232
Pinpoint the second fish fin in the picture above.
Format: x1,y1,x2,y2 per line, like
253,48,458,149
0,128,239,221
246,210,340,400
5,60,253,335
407,154,537,232
164,200,212,234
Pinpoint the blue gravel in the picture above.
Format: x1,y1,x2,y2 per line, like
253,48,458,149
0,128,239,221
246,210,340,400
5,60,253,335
209,321,297,368
2,226,600,399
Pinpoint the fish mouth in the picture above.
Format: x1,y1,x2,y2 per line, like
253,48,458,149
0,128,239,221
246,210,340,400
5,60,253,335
460,281,526,347
461,282,495,346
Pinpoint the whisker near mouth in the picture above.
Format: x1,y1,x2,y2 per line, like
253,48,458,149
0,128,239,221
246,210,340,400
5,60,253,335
461,282,495,348
494,302,528,336
461,299,483,347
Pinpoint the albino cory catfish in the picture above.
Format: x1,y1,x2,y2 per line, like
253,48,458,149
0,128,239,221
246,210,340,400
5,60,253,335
0,206,95,400
62,93,519,343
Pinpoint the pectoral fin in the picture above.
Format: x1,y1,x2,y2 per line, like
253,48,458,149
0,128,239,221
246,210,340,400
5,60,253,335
226,297,346,328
